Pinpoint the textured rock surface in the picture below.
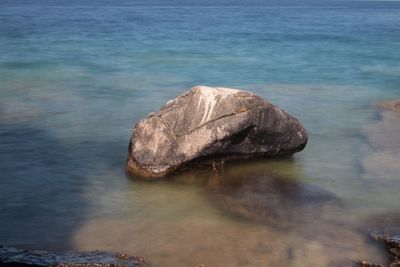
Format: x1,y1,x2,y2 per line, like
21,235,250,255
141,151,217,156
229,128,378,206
359,234,400,267
359,212,400,267
0,246,150,267
359,261,383,267
384,235,400,267
126,86,308,178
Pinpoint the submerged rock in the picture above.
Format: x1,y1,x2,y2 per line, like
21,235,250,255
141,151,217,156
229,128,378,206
359,212,400,267
126,86,308,178
0,246,150,267
208,169,339,227
362,100,400,180
359,234,400,267
383,235,400,266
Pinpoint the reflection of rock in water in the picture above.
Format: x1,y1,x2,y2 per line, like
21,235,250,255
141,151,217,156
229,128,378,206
208,168,340,227
362,100,400,180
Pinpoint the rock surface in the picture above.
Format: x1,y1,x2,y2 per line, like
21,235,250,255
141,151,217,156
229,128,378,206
126,86,308,178
359,212,400,267
359,234,400,267
384,235,400,267
0,246,150,267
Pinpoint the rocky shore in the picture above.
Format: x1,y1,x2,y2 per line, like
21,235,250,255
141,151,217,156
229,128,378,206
0,246,150,267
2,233,399,267
360,234,400,267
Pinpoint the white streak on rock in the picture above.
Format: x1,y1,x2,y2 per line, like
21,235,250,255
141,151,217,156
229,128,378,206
193,86,241,124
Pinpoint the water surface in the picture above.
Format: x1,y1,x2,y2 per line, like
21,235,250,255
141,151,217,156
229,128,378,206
1,1,400,266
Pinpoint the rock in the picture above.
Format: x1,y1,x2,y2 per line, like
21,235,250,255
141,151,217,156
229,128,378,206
359,261,382,267
382,235,400,265
358,213,400,267
358,212,400,266
126,86,308,178
0,246,150,267
385,235,400,259
373,234,400,267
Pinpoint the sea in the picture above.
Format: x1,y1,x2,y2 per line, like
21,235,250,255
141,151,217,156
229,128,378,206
1,0,400,266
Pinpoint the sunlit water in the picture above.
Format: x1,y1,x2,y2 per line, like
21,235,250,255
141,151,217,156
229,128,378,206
1,0,400,266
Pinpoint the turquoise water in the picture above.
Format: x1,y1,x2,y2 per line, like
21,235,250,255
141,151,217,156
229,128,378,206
1,1,400,266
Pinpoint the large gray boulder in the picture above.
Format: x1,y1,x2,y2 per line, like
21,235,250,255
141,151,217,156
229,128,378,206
126,86,308,178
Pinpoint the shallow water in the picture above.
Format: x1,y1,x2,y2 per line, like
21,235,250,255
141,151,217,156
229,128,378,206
1,0,400,266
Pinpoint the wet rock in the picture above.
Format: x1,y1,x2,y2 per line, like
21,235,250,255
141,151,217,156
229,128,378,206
126,86,307,178
359,212,400,267
379,235,400,266
359,261,382,267
0,246,150,267
360,234,400,267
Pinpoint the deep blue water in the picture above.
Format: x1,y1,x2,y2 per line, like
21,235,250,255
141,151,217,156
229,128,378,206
1,1,400,266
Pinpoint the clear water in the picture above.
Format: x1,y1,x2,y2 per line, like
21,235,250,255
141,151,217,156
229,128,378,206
1,0,400,266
